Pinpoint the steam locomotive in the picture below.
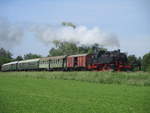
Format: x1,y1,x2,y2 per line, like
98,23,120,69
1,49,131,71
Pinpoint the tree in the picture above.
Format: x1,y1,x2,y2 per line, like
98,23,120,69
91,43,107,53
49,41,79,56
49,48,63,56
0,48,12,58
15,56,23,61
24,53,42,60
142,52,150,72
0,48,13,70
136,57,142,70
49,40,107,56
127,55,143,71
128,55,137,66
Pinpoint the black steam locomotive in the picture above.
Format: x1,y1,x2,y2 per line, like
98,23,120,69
90,49,131,71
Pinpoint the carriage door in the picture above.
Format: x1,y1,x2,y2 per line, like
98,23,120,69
74,57,78,67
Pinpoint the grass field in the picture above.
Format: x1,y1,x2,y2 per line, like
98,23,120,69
0,72,150,113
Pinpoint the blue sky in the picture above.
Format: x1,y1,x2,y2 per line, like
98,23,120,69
0,0,150,57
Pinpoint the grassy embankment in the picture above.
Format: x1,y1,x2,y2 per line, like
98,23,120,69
0,71,149,86
0,71,150,113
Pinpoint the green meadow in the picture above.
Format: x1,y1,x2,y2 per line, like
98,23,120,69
0,71,150,113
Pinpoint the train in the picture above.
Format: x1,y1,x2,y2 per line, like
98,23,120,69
1,49,132,71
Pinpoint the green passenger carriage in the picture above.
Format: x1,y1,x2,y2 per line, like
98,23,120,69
39,55,67,71
1,61,18,71
39,57,50,70
1,63,10,71
18,59,40,71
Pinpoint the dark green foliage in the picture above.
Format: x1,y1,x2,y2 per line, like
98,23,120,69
127,52,150,72
49,41,78,56
15,56,23,61
142,52,150,72
0,72,149,113
127,55,141,71
49,40,107,56
24,53,42,60
136,57,142,70
0,48,12,58
0,57,12,70
0,48,12,70
128,55,137,66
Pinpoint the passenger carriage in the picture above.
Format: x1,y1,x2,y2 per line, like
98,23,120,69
18,59,40,71
39,55,67,71
1,61,18,71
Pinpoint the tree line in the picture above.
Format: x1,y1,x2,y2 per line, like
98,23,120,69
0,41,150,72
0,48,42,69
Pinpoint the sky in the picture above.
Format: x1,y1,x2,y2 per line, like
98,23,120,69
0,0,150,57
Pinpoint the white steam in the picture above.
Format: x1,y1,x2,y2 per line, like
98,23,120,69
0,18,24,49
31,25,120,47
0,18,120,49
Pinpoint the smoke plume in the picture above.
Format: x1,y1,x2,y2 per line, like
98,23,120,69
31,25,120,47
0,18,120,49
0,18,24,49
